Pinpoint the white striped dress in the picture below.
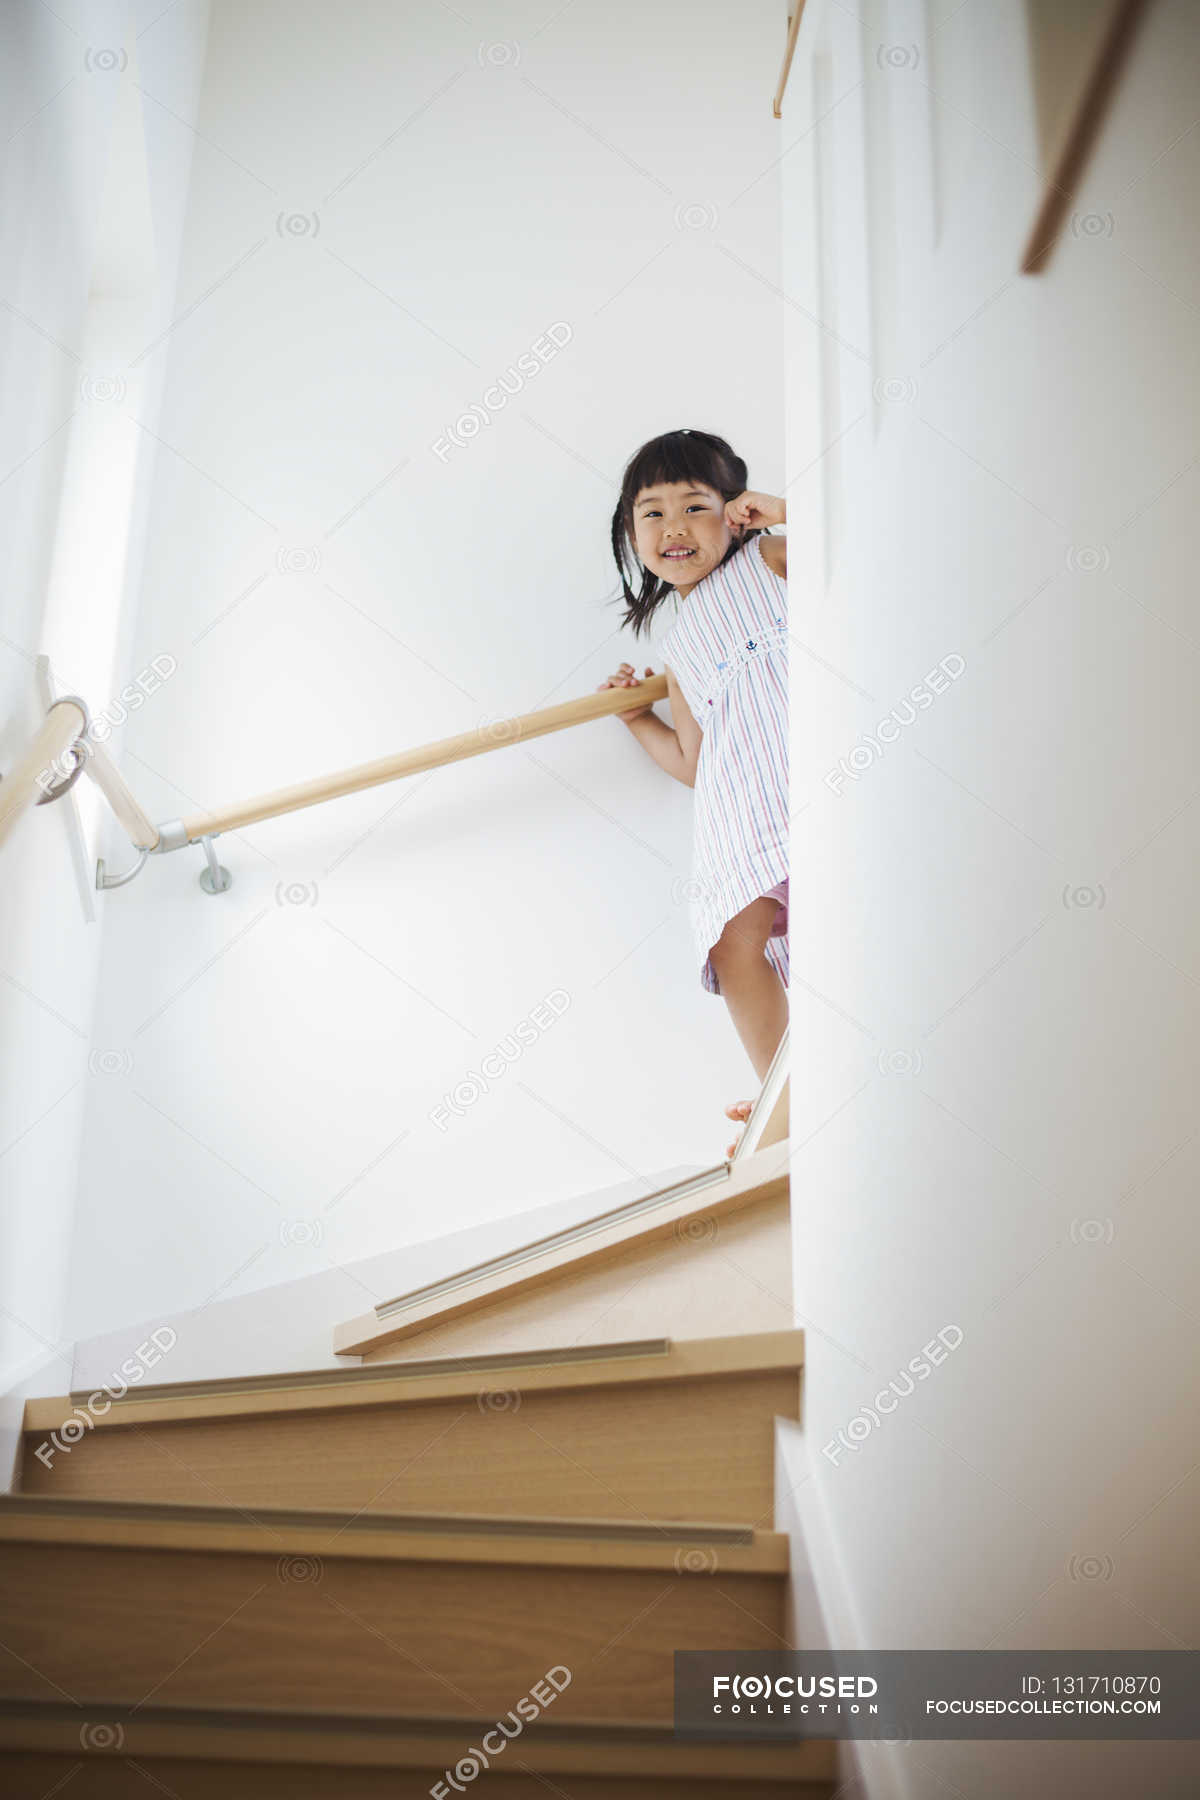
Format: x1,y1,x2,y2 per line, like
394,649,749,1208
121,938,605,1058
658,532,789,996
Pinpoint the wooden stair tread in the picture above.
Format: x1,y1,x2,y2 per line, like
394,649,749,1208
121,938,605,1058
23,1328,804,1431
0,1491,788,1572
0,1697,838,1781
7,1255,808,1785
0,1523,792,1724
0,1763,840,1799
20,1338,801,1526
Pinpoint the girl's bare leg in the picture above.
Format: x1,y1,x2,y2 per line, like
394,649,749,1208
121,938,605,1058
708,895,789,1154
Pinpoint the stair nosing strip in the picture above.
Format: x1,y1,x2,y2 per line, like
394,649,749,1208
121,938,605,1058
64,1335,673,1411
0,1696,823,1752
0,1493,761,1546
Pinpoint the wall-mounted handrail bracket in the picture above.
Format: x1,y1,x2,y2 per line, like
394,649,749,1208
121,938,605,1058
96,844,151,890
197,835,232,895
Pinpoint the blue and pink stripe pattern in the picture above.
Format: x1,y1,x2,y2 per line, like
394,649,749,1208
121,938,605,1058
659,531,789,996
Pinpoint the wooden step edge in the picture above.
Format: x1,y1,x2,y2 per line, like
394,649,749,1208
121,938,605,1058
0,1700,839,1781
22,1327,804,1434
0,1493,790,1573
335,1139,792,1357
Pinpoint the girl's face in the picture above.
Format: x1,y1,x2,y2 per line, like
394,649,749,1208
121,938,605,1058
631,479,737,594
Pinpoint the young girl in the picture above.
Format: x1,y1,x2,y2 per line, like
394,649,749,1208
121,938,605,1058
599,428,788,1158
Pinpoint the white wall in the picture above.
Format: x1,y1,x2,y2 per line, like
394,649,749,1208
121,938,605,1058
68,1159,702,1390
0,1,208,1443
65,0,788,1343
782,0,1199,1793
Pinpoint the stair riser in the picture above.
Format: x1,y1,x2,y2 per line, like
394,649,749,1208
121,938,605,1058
19,1372,798,1524
0,1542,785,1724
0,1754,839,1798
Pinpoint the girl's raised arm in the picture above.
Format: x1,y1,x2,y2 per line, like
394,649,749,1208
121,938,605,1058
725,490,786,530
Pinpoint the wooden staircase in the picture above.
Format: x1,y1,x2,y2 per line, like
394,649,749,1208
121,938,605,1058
2,1144,836,1794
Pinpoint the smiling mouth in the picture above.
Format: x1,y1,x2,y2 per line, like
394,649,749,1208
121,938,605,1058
662,548,697,560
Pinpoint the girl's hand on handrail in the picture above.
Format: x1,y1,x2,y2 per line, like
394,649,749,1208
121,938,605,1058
598,663,657,723
725,490,786,531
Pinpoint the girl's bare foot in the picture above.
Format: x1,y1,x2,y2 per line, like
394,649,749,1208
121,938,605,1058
724,1099,753,1160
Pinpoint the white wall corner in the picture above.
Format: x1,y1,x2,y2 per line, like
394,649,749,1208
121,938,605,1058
775,1416,915,1800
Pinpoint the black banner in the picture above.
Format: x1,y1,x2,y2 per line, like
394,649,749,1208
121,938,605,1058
674,1651,1200,1739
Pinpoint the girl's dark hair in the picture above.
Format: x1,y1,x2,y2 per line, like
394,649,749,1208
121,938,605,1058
609,428,763,638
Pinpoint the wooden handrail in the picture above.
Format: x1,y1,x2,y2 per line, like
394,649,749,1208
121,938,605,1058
178,674,668,844
773,4,807,118
83,741,160,850
1020,0,1151,274
0,699,87,850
